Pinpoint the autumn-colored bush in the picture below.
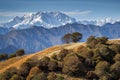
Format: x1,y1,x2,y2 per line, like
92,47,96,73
86,36,98,48
51,53,57,60
18,62,32,77
86,71,98,79
55,75,65,80
62,33,72,43
57,48,69,61
72,32,82,42
9,53,16,59
76,46,89,58
26,58,38,67
86,36,108,49
62,53,85,76
38,56,50,70
110,61,120,79
32,72,48,80
10,74,24,80
26,66,41,80
47,72,57,80
48,60,58,71
93,48,100,58
85,58,94,68
86,36,96,44
0,54,8,61
98,45,113,63
57,61,63,69
29,66,41,75
96,37,108,44
62,32,82,43
109,44,120,54
99,75,111,80
16,49,25,56
86,50,94,58
0,67,18,80
95,61,110,77
113,54,120,62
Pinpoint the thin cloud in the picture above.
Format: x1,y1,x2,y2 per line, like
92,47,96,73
0,11,33,17
0,11,92,17
63,10,92,16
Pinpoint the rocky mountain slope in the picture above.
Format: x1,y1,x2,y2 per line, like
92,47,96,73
0,22,120,54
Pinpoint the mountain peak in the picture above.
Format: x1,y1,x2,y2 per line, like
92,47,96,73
0,11,76,29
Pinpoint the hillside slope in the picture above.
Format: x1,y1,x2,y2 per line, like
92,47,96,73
0,42,85,73
0,38,120,80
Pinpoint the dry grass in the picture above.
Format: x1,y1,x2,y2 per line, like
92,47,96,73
108,39,120,44
0,56,24,70
0,39,119,73
0,54,35,73
0,43,84,73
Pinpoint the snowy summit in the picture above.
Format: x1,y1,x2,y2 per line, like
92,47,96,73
0,11,76,29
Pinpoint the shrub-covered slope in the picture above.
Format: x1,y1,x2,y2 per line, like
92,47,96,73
0,37,120,80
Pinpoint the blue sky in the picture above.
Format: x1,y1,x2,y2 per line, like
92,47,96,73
0,0,120,22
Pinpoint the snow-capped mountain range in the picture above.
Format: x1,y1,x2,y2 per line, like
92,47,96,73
0,11,119,31
79,18,120,26
0,12,76,29
0,11,120,54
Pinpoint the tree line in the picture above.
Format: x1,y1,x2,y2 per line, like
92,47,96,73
0,49,25,61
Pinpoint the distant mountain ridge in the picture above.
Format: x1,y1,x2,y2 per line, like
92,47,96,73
0,22,120,54
78,18,120,26
0,11,76,29
0,11,120,35
0,11,120,54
